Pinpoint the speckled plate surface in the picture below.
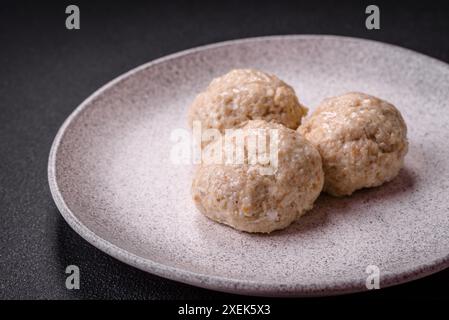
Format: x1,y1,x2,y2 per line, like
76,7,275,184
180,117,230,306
48,35,449,296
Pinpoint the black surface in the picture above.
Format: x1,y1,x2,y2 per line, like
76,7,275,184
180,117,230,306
1,0,448,300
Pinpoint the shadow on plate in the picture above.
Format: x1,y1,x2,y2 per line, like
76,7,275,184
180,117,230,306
273,166,416,236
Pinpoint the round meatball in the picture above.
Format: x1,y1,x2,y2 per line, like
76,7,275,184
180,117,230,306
192,120,324,233
188,69,308,132
299,92,408,197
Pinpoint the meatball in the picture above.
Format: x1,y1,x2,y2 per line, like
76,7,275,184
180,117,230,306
188,69,308,133
192,120,324,233
299,92,408,197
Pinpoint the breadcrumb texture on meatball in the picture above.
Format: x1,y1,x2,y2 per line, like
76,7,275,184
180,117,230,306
192,120,324,233
188,69,308,132
299,92,408,197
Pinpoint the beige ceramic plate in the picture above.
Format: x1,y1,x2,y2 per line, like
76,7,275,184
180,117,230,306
49,35,449,296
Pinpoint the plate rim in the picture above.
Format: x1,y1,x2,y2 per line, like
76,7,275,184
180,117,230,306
48,34,449,297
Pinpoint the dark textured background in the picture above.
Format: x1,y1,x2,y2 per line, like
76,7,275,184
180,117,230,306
1,0,448,300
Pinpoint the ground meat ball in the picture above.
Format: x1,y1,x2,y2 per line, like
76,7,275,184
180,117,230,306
299,92,408,197
192,120,324,233
188,69,308,132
